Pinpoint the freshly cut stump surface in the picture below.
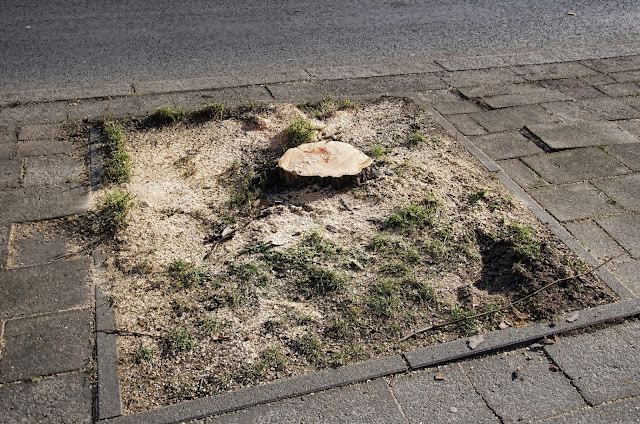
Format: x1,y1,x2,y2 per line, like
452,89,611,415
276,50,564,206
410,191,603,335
279,140,373,188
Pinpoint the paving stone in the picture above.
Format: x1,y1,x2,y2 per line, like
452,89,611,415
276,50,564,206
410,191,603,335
556,97,640,121
307,61,443,80
392,364,499,424
459,83,550,99
526,121,638,149
0,141,17,160
612,69,640,83
584,55,640,73
17,139,77,157
564,220,626,262
556,85,610,100
68,96,146,121
542,396,640,424
616,320,640,350
470,131,543,160
169,86,273,110
440,68,526,87
444,114,487,136
597,213,640,258
266,80,329,102
604,143,640,171
592,174,640,210
22,154,85,187
0,308,93,382
417,90,461,103
0,258,92,319
464,348,584,422
541,100,602,122
540,74,617,89
0,125,17,143
10,231,67,267
529,182,622,222
483,91,571,109
17,123,61,141
497,159,547,189
545,327,640,405
469,104,559,132
609,259,640,296
617,120,640,139
0,158,22,188
596,82,640,97
433,100,482,115
322,73,447,95
0,225,9,268
0,183,89,225
207,379,406,424
522,147,630,184
0,102,68,125
0,372,92,423
512,62,599,81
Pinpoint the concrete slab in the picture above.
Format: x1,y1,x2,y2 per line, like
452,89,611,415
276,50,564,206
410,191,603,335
484,91,571,109
17,123,61,141
512,62,598,81
609,260,640,296
557,85,611,100
322,73,447,95
0,158,22,188
10,231,67,267
540,74,616,89
463,348,584,422
592,174,640,210
529,182,622,222
542,396,640,424
612,70,640,83
207,379,405,424
440,69,526,87
526,121,638,150
0,183,89,225
617,120,640,138
547,97,640,121
497,159,548,189
0,259,92,319
469,104,559,132
604,143,640,172
68,96,146,122
584,55,640,73
596,82,640,97
417,90,461,104
564,220,627,262
522,147,630,184
0,141,17,160
0,373,92,424
432,100,482,115
23,154,85,187
0,125,17,143
266,80,329,102
470,131,543,160
541,100,602,122
459,83,553,99
616,320,640,351
444,114,487,136
0,102,68,125
0,225,9,268
307,61,443,80
545,327,640,405
0,308,93,382
392,364,499,424
597,213,640,258
17,139,77,157
169,86,274,110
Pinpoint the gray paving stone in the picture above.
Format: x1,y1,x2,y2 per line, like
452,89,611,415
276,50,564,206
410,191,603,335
23,154,85,187
0,183,89,225
469,104,559,132
522,147,630,184
68,96,147,121
17,139,77,157
529,182,622,222
540,74,617,89
598,213,640,258
464,348,584,423
541,396,640,424
527,121,638,150
433,100,482,115
584,55,640,73
616,320,640,351
609,260,640,296
17,123,61,141
470,131,543,160
545,327,640,405
0,125,17,143
0,225,9,268
0,372,92,424
207,379,405,424
0,258,92,319
564,220,626,262
512,62,598,81
266,80,329,102
168,86,273,111
418,90,461,104
392,364,499,424
604,143,640,172
307,61,443,80
0,141,17,160
95,286,123,420
444,114,487,136
440,68,526,87
541,100,602,122
612,69,640,83
617,120,640,139
592,174,640,210
0,102,68,125
596,82,640,97
552,97,640,121
497,159,548,189
484,91,571,109
322,73,447,95
10,231,67,267
0,308,93,382
0,158,22,188
557,85,611,100
459,83,550,99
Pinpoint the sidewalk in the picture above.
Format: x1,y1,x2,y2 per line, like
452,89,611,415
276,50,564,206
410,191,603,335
1,43,640,423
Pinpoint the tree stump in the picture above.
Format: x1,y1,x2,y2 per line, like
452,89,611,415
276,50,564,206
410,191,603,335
278,141,373,189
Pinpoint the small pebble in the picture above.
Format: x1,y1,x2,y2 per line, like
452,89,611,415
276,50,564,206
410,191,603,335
450,407,458,413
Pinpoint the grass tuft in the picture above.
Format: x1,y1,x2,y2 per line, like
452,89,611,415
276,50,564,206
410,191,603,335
168,327,194,354
95,189,135,233
384,193,440,233
285,117,319,149
167,259,210,288
103,119,132,184
150,106,186,126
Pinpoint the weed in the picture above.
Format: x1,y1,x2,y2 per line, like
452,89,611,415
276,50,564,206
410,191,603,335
285,117,319,149
168,259,210,288
263,319,287,334
240,347,287,383
338,98,360,110
469,189,488,205
299,265,345,297
192,102,227,120
300,231,339,256
168,327,194,354
368,279,398,318
224,161,266,212
405,248,422,264
384,193,440,233
505,222,541,260
95,189,135,233
407,131,427,146
406,278,437,304
174,155,196,177
291,331,324,365
228,262,259,280
199,317,222,337
150,106,185,126
378,262,409,277
368,144,392,159
103,119,132,184
298,97,337,120
446,306,478,335
136,344,155,363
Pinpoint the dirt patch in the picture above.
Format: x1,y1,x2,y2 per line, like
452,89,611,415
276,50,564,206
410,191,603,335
100,97,616,413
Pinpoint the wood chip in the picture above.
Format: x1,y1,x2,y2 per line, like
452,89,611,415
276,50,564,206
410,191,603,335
434,373,446,381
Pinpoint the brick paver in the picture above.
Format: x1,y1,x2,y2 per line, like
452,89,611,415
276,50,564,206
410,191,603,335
469,104,559,132
470,131,543,160
526,121,638,150
564,220,627,262
512,62,598,81
604,143,640,172
497,158,548,189
529,182,622,222
592,174,640,210
597,213,640,258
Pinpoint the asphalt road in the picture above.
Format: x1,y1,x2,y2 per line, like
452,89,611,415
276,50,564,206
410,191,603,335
1,0,640,92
